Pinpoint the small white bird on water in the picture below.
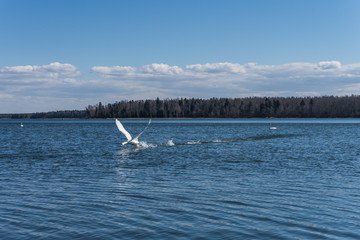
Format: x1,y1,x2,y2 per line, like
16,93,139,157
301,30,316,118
269,123,277,130
115,119,151,147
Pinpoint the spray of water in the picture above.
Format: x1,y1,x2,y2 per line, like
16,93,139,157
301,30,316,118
167,140,175,146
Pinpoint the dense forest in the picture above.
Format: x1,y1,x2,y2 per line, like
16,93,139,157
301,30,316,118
85,95,360,118
0,110,86,119
1,96,360,119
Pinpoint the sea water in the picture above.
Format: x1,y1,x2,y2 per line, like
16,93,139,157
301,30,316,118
1,119,360,239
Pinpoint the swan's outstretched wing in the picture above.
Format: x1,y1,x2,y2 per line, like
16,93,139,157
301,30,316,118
116,119,132,141
132,119,151,142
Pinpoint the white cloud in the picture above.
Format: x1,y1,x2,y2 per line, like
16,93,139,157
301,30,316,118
335,83,360,95
2,60,360,113
89,60,360,100
140,63,183,75
186,62,245,73
42,62,81,76
318,61,342,70
0,62,82,113
91,66,136,77
0,93,14,99
91,63,184,77
0,65,37,73
0,62,80,83
0,62,80,76
63,78,77,83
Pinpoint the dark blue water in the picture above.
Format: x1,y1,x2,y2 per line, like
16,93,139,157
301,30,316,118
1,119,360,239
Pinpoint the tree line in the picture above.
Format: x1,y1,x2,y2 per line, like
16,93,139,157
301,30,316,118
0,110,86,119
1,96,359,119
86,95,360,118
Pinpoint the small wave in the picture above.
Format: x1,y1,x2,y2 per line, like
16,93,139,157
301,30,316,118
187,141,201,145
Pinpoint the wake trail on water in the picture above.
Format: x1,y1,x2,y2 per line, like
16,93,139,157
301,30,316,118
120,134,296,151
170,134,293,146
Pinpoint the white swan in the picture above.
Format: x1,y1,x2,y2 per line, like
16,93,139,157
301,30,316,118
116,119,151,146
269,123,277,130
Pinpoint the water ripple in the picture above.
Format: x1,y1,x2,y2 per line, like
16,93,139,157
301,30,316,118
1,120,360,239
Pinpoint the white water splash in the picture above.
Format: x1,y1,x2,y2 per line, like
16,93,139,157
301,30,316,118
167,140,175,146
138,141,156,148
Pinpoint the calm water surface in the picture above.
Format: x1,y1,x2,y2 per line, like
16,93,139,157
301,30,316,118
1,119,360,239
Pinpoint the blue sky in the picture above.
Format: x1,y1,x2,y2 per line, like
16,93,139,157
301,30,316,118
1,0,360,113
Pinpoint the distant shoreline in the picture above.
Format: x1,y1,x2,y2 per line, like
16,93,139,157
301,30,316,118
2,95,360,119
1,116,360,120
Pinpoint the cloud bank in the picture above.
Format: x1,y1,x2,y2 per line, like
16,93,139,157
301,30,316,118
90,60,360,97
1,61,360,113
